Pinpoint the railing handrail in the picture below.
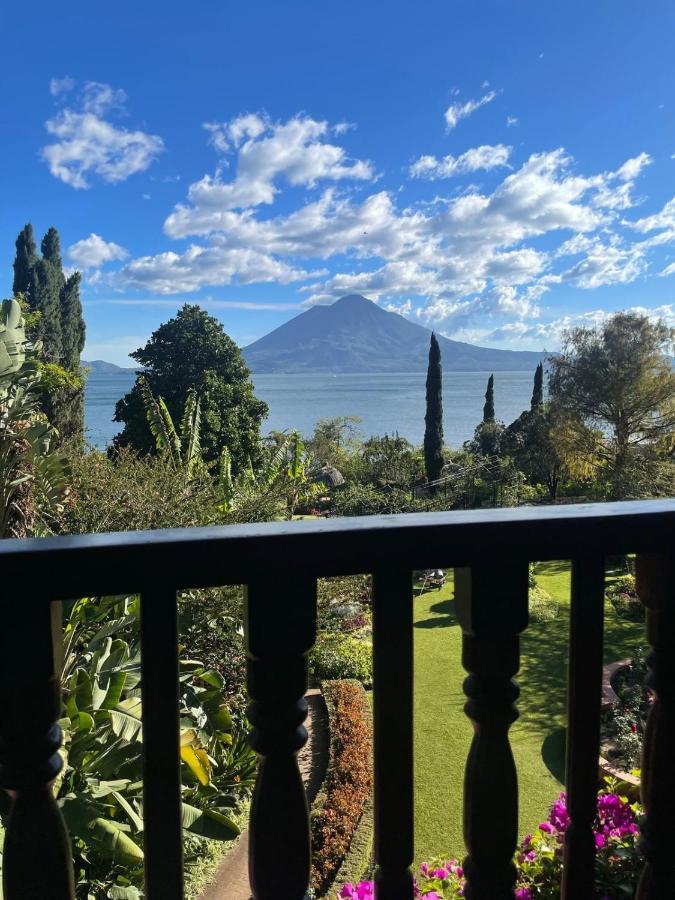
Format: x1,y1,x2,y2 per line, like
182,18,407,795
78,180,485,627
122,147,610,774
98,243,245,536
0,499,673,596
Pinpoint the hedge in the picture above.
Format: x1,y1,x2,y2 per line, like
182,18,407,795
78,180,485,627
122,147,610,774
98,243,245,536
310,679,373,896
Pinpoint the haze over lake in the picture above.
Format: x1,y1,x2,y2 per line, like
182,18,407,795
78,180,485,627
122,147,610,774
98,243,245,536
85,370,536,450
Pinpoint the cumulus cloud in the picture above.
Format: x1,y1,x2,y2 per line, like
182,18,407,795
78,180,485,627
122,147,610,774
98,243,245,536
165,114,373,232
410,144,511,179
42,82,164,188
67,233,129,269
117,244,320,294
444,91,497,130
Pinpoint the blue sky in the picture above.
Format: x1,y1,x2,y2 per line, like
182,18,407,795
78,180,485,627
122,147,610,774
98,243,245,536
2,0,675,365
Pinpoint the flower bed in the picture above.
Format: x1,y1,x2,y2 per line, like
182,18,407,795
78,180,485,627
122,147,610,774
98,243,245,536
599,651,649,798
338,785,643,899
311,679,373,897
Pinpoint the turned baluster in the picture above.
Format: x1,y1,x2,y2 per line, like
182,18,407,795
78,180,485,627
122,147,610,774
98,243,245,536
455,563,529,900
372,570,414,899
635,553,675,899
246,574,316,900
0,599,75,900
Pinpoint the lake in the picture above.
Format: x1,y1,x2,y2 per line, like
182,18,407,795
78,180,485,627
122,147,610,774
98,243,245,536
84,370,536,450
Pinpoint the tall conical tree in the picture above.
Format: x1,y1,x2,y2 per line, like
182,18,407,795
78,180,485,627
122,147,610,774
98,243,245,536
32,256,63,362
60,272,85,370
12,224,38,301
531,362,544,410
423,332,444,483
41,227,66,288
483,373,495,422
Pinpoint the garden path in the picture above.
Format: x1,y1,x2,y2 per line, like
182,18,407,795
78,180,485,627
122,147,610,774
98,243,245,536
198,687,329,900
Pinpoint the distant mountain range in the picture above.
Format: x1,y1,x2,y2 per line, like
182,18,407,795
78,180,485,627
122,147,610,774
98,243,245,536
83,359,138,375
243,294,546,373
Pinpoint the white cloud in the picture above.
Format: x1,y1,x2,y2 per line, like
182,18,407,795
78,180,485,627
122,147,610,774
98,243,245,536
49,76,75,96
169,114,374,227
90,298,301,311
42,82,164,188
116,244,320,294
506,116,519,127
68,233,129,269
444,91,497,130
410,144,511,179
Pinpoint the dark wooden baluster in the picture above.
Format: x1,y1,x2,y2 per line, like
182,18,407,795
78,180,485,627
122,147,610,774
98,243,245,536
0,599,75,900
246,574,316,900
561,557,604,899
635,553,675,899
455,563,529,900
372,570,414,899
140,588,183,900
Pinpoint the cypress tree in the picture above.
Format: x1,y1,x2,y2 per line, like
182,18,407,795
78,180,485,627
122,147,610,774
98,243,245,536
12,224,38,301
32,256,63,362
61,272,85,370
423,332,444,483
531,362,544,410
483,373,495,422
41,227,66,289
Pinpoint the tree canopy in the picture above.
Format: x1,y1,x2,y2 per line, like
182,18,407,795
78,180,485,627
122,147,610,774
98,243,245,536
549,312,675,498
113,304,268,470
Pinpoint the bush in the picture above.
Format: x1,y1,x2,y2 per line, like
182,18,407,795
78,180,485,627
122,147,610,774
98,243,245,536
311,680,372,896
338,784,643,899
63,447,222,533
529,585,559,623
310,633,373,686
606,575,644,621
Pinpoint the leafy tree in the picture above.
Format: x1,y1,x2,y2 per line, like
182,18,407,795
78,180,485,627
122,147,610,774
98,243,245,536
549,312,675,498
531,362,544,410
483,373,495,422
12,223,38,300
113,305,268,469
358,433,423,488
502,405,568,501
423,333,444,482
307,416,362,468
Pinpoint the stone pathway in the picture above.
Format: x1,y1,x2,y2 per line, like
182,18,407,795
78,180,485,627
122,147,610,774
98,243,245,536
198,688,328,900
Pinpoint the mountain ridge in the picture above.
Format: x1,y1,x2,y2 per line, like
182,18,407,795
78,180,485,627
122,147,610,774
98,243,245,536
243,294,546,373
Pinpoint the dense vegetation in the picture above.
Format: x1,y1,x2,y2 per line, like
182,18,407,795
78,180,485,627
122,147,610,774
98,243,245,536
0,229,673,900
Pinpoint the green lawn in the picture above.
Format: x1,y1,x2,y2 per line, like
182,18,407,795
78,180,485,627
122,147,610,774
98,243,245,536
413,561,644,865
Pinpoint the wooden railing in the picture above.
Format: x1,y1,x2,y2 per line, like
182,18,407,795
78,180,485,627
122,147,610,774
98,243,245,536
0,500,674,899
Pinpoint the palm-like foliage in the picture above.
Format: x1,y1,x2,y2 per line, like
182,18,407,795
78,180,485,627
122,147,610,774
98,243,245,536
139,377,205,483
0,361,70,538
219,431,319,520
57,594,256,898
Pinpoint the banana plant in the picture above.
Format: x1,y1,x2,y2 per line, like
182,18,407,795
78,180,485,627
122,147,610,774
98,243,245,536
218,430,320,520
139,377,205,483
56,595,256,898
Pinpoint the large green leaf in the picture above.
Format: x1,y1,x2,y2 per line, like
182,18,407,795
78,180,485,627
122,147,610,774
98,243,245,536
180,803,239,841
61,798,144,866
109,698,143,743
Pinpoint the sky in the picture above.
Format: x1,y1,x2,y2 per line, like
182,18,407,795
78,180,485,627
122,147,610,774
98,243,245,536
2,1,675,366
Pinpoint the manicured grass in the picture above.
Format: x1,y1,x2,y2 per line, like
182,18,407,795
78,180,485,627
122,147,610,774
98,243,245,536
413,561,644,866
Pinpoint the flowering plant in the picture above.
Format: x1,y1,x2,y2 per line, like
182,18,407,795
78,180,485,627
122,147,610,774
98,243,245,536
337,784,642,899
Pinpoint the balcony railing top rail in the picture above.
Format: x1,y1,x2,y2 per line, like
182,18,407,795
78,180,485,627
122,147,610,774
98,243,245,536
0,498,674,900
0,498,673,594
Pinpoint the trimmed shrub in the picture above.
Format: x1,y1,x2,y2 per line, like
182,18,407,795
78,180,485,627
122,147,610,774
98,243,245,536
606,575,644,621
528,585,559,623
310,634,373,687
311,680,372,896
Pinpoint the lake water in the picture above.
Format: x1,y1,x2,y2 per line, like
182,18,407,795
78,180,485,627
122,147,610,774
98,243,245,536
84,370,536,450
